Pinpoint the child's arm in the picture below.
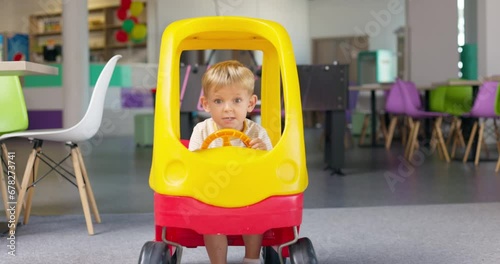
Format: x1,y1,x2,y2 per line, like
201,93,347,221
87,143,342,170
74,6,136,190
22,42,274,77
249,138,267,150
188,124,204,151
251,129,273,151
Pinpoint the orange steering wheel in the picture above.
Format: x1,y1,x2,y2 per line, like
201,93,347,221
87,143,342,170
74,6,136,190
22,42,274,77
201,129,252,150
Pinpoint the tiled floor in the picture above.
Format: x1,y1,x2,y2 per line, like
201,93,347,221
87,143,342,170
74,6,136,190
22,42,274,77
2,128,500,218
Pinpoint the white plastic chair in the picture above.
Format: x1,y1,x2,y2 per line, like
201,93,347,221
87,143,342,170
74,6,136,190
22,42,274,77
0,55,121,235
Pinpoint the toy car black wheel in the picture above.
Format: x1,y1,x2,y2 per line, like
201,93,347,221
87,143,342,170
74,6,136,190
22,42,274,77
170,250,178,264
289,237,318,264
138,241,171,264
262,246,285,264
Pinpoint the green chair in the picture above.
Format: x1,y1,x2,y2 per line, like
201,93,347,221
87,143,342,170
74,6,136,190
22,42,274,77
494,82,500,171
443,85,473,155
0,76,28,134
443,86,473,116
0,75,29,220
429,86,448,112
494,82,500,116
428,86,453,158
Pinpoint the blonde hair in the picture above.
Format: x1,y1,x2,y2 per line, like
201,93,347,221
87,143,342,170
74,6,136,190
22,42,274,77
201,60,255,95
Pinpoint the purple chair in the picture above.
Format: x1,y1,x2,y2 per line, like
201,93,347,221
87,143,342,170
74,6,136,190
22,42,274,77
344,90,359,148
385,83,406,114
384,79,426,150
346,90,359,124
397,79,451,162
384,83,406,149
461,81,499,165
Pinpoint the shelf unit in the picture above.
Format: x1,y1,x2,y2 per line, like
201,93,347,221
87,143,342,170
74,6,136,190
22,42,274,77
29,3,147,62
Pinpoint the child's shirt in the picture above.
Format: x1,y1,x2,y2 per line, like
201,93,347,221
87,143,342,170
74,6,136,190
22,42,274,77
188,118,273,151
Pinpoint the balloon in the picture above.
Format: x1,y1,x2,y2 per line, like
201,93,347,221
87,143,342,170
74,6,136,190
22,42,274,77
116,7,128,21
130,1,144,17
115,30,128,43
121,0,132,10
129,16,139,24
131,23,147,41
122,19,135,33
13,52,24,61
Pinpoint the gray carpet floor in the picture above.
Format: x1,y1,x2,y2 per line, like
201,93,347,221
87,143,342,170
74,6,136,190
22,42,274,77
3,203,500,264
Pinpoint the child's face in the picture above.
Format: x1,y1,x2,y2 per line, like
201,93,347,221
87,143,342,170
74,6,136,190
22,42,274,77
201,85,257,131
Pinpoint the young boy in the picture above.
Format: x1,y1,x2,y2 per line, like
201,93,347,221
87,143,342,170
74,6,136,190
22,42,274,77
188,60,272,264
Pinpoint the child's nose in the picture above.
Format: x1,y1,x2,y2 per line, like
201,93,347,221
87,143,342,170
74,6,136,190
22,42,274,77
223,102,232,111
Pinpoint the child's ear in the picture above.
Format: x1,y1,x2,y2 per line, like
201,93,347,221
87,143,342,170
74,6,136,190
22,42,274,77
200,96,210,112
247,94,258,112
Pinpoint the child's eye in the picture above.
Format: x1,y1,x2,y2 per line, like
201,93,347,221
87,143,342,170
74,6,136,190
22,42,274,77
214,99,222,104
234,98,242,103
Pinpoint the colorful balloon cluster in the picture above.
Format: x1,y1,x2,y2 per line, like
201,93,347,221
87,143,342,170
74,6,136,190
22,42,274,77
115,0,146,43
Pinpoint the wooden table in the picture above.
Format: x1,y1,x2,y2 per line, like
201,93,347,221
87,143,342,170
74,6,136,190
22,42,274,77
0,61,58,235
432,80,483,87
483,75,500,82
348,83,394,91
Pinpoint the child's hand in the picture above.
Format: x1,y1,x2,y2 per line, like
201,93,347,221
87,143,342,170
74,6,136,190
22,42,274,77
249,138,267,150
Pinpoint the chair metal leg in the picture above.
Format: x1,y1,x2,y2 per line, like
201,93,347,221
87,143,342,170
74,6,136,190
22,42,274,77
75,146,101,224
496,156,500,172
402,117,408,146
479,120,489,159
482,136,490,158
405,118,416,159
456,120,466,147
70,148,94,235
494,119,500,153
359,114,370,145
450,119,464,158
430,126,445,160
463,122,478,163
445,118,457,147
385,116,398,149
377,114,388,142
430,127,437,152
408,121,421,160
475,122,485,166
12,149,36,233
451,129,459,159
434,117,450,162
344,127,352,149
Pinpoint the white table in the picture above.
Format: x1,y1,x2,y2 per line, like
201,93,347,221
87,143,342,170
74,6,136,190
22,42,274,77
0,61,58,235
0,61,58,76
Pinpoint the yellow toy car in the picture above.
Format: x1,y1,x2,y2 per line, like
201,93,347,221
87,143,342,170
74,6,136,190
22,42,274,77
138,16,317,264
